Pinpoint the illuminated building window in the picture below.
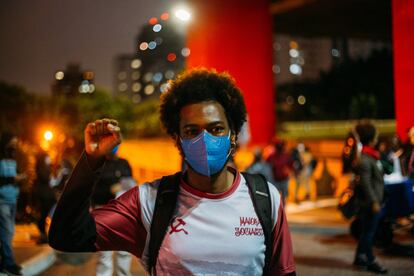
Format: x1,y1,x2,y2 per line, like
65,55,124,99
181,48,190,57
167,53,176,62
118,72,127,80
118,83,128,92
131,59,142,69
144,84,155,95
153,72,163,83
298,95,306,105
272,65,280,74
289,64,302,75
139,42,149,51
149,17,158,25
144,72,153,82
153,24,162,32
132,94,142,103
55,71,64,80
132,82,142,92
165,70,175,79
131,71,141,80
148,41,157,50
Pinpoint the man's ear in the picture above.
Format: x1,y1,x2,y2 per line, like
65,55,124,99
230,132,237,155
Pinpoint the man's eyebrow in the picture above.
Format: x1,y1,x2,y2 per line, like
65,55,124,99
182,124,200,129
206,121,225,127
182,121,225,129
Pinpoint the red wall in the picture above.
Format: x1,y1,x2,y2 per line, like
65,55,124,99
186,0,275,145
392,0,414,141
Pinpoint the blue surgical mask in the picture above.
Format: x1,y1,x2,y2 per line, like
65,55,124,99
181,130,231,177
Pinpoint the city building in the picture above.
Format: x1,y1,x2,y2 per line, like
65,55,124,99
114,12,188,104
273,34,390,85
113,54,140,102
52,63,95,97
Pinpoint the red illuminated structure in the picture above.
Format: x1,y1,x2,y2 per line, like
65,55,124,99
187,0,275,145
392,0,414,141
187,0,413,143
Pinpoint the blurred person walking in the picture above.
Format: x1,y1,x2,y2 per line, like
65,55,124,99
293,143,315,203
33,152,55,244
91,145,135,276
377,138,394,176
0,133,26,275
352,122,387,274
266,140,292,205
246,148,275,184
49,158,73,200
401,126,414,179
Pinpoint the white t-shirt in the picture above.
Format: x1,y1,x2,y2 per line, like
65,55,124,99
92,168,295,275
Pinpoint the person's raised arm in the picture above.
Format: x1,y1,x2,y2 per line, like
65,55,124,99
48,118,121,252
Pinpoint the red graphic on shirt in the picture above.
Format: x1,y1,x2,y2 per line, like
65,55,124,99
169,217,189,235
235,217,263,237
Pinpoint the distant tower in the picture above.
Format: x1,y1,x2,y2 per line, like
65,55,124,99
52,63,95,96
114,12,187,104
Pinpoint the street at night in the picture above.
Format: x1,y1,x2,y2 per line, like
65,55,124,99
10,204,413,275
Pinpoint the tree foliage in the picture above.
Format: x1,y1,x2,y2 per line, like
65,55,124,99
0,83,164,151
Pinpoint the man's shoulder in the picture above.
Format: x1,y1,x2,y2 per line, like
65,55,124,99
139,178,162,193
241,172,278,191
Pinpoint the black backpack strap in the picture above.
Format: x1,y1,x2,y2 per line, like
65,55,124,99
242,172,273,276
148,172,182,275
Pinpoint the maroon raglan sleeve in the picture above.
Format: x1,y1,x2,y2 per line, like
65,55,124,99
269,202,296,275
91,186,148,258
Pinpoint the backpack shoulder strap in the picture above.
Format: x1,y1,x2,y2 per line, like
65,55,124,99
148,172,182,275
241,172,273,276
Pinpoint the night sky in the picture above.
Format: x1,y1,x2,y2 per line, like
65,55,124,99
0,0,175,95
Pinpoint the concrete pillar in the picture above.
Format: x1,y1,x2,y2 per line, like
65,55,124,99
392,0,414,140
186,0,275,145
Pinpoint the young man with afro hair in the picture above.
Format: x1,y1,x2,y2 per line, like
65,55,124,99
49,68,296,275
353,122,387,274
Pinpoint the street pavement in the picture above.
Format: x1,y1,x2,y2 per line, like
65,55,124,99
10,198,414,275
289,206,414,276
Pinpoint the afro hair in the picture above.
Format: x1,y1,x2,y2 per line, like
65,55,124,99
160,68,247,137
356,122,377,145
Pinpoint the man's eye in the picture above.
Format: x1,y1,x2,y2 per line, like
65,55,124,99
185,129,200,137
210,127,224,135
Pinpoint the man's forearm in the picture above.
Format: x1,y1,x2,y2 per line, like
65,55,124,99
48,152,103,252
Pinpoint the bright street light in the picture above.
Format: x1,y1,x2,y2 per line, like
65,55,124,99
174,8,191,21
44,130,54,141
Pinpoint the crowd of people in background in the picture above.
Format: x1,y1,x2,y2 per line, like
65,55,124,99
1,131,76,275
342,124,414,192
0,130,139,276
244,122,414,274
246,139,317,206
245,123,414,210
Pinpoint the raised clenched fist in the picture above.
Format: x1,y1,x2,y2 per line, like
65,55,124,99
84,118,122,161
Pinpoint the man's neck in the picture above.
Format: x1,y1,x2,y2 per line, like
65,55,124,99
186,166,235,194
